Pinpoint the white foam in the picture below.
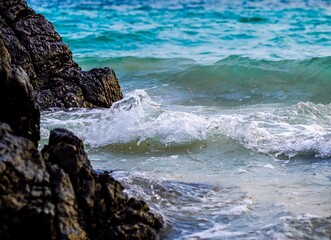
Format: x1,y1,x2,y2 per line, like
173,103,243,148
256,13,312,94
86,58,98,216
228,102,331,158
84,89,222,146
183,223,245,239
212,197,253,216
264,164,275,169
41,91,331,158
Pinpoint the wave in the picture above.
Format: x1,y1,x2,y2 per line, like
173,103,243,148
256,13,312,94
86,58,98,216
78,55,331,105
169,55,331,105
40,54,331,157
39,90,331,158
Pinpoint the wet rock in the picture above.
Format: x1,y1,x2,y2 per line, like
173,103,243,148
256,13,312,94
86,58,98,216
0,32,40,146
0,0,123,110
42,128,163,239
0,124,88,240
0,125,163,239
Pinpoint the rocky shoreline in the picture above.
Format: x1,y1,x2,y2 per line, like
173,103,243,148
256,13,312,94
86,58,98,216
0,0,163,239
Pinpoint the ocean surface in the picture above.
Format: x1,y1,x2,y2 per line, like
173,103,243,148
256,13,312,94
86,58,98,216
28,0,331,239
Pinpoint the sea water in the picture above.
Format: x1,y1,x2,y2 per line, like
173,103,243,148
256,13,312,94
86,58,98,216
28,0,331,239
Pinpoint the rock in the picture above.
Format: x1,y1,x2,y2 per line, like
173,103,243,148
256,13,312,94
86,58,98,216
42,128,163,239
0,125,163,239
0,32,40,146
0,0,123,110
0,124,88,240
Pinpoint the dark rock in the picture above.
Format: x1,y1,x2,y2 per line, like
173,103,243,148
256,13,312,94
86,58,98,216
0,0,123,110
0,32,40,146
42,128,163,239
0,124,88,239
0,125,163,239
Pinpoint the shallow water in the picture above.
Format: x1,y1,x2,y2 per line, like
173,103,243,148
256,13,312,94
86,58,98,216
28,0,331,239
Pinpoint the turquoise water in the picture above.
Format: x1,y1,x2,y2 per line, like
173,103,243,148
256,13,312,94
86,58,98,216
29,0,331,239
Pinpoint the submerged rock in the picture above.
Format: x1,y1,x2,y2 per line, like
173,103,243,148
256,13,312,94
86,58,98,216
0,0,123,110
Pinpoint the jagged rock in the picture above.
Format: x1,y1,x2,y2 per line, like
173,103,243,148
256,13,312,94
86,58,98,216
0,32,40,145
0,126,53,240
0,0,123,110
0,123,87,240
0,125,163,240
42,128,163,239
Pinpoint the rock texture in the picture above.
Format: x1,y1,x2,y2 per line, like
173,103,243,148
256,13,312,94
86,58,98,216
0,123,59,240
43,128,162,239
0,125,163,239
0,32,40,146
0,0,123,110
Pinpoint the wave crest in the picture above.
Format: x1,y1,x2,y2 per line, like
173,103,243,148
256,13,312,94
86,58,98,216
81,91,331,158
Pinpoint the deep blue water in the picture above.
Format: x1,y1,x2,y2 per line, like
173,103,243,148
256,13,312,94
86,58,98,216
28,0,331,239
